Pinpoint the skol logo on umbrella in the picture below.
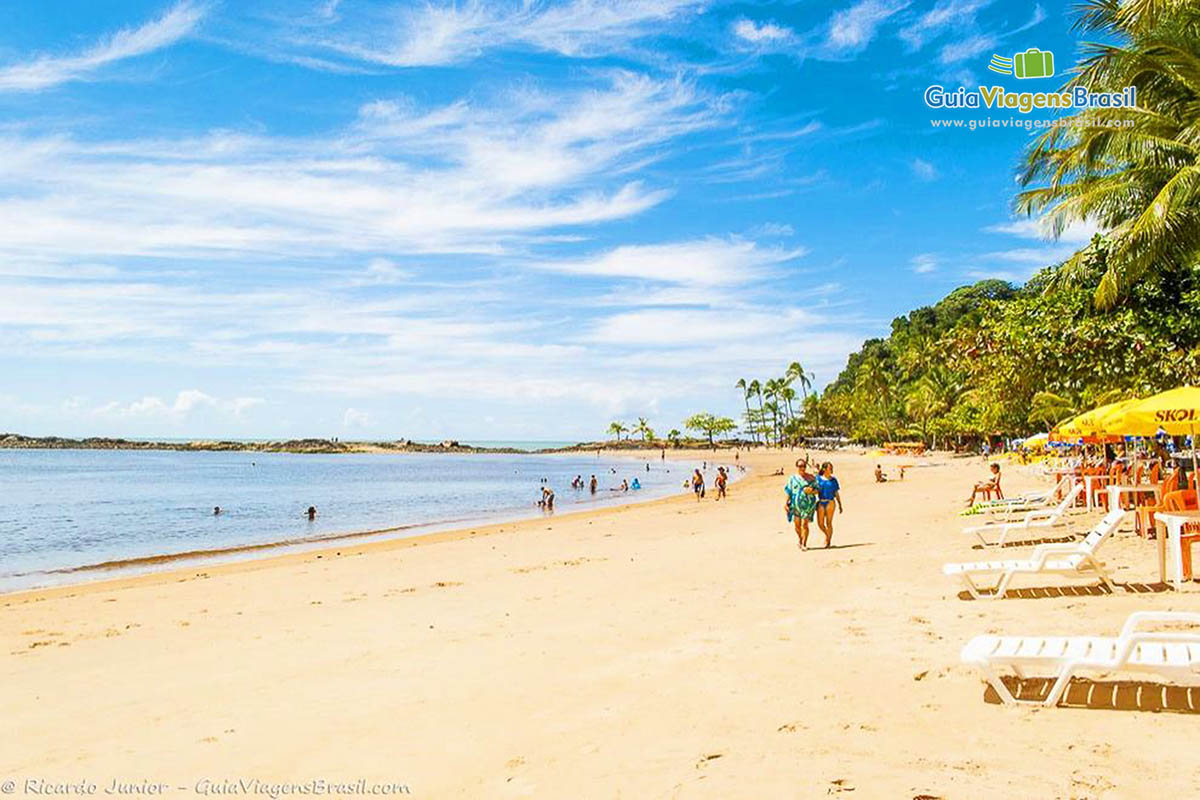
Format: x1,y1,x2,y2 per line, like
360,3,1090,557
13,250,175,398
989,48,1055,79
1156,409,1198,423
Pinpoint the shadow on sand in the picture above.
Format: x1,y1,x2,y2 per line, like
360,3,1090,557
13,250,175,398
956,581,1170,601
984,676,1200,713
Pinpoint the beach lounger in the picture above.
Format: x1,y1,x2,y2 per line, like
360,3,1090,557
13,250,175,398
961,611,1200,706
944,508,1124,599
963,476,1076,518
962,482,1085,547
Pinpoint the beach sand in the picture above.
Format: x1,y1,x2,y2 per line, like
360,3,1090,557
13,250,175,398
3,450,1197,798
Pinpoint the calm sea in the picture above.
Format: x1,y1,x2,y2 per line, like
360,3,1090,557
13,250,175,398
0,449,721,592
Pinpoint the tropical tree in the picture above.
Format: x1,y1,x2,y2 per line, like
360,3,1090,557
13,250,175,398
683,413,737,446
634,417,655,442
1017,0,1200,308
607,421,628,441
748,380,766,443
667,428,682,447
785,361,813,403
735,378,759,444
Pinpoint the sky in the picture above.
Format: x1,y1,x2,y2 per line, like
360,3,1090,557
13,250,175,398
0,0,1101,440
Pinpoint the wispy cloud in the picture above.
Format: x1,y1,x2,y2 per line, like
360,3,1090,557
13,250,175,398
910,253,938,273
732,18,794,45
0,72,721,262
910,157,938,181
898,0,992,51
826,0,909,55
938,34,996,64
306,0,705,68
529,237,808,287
0,2,205,91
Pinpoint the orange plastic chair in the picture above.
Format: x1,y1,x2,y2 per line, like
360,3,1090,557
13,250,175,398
1096,462,1127,510
1160,490,1200,580
1137,470,1182,538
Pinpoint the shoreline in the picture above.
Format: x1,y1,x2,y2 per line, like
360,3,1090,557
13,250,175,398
1,455,752,602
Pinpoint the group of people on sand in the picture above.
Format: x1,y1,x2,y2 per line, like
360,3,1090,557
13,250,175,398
784,458,843,551
688,465,729,501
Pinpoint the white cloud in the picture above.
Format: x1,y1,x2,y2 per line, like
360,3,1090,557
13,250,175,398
910,157,938,181
733,18,794,44
0,2,205,91
0,72,720,262
911,253,938,273
938,34,996,64
343,407,372,428
827,0,909,54
986,218,1101,245
530,237,807,287
93,390,265,420
898,0,992,50
311,0,705,68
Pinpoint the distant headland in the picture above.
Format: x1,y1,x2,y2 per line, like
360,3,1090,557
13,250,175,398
0,433,738,455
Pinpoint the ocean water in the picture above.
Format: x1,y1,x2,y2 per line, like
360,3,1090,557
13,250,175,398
0,449,721,592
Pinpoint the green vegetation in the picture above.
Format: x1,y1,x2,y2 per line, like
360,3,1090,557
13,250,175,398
741,0,1200,447
682,413,738,446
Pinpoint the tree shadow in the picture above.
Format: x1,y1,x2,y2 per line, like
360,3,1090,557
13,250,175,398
984,676,1200,713
810,542,873,551
956,581,1169,601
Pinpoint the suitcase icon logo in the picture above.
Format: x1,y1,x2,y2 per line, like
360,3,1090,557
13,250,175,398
987,48,1055,79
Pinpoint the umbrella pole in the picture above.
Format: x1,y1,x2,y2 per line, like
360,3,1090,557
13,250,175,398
1192,424,1198,492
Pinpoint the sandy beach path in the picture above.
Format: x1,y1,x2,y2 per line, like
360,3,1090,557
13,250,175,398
3,450,1198,798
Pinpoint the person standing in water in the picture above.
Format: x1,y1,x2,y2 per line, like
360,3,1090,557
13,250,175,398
815,462,843,548
306,506,317,521
784,458,819,551
589,474,598,494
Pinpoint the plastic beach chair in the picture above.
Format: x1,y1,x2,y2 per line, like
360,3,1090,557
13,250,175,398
944,508,1125,599
961,482,1085,547
961,611,1200,706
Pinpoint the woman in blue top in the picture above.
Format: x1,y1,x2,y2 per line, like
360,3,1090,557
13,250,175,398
815,461,843,548
784,458,820,550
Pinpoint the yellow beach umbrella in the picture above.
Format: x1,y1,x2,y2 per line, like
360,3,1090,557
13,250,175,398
1106,387,1200,479
1051,412,1086,441
1022,432,1049,450
1072,398,1139,436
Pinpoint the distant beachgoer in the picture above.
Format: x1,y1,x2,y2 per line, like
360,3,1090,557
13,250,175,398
213,506,221,516
589,475,598,494
631,478,641,490
692,469,705,500
784,458,819,551
714,467,728,500
815,462,843,548
620,479,629,491
646,462,650,472
874,465,887,483
307,506,317,520
661,449,666,460
966,463,1001,506
542,486,555,510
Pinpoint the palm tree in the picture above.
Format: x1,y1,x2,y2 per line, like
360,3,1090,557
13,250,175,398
779,385,798,422
1017,0,1200,307
634,417,655,442
763,379,785,444
748,379,767,445
667,428,682,447
785,361,813,403
1028,391,1079,430
607,421,627,441
735,378,759,444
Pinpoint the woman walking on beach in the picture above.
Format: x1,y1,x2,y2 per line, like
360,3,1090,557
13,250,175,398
784,458,819,550
691,469,705,500
815,462,843,548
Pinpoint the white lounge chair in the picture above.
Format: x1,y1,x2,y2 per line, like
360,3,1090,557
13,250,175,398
944,508,1124,600
965,476,1075,517
962,611,1200,706
962,482,1085,547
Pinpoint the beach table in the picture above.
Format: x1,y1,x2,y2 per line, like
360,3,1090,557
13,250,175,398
1083,473,1115,510
1155,511,1200,590
1105,483,1160,513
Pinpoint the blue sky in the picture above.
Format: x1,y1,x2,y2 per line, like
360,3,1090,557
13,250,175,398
0,0,1099,440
